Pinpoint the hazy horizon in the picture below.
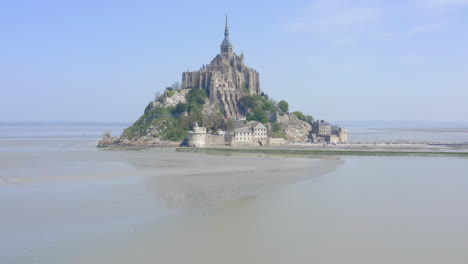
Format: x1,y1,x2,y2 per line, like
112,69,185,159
2,0,467,123
2,120,468,129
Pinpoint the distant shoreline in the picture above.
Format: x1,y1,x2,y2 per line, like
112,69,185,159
0,121,130,126
98,141,468,157
175,145,468,157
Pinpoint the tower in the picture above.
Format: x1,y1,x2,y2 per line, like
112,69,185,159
220,13,233,57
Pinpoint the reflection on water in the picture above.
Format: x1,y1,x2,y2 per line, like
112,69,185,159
78,156,468,264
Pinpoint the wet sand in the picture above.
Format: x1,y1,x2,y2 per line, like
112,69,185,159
12,155,467,264
0,139,342,263
3,124,468,264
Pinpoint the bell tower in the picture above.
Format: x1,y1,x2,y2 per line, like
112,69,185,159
220,13,233,57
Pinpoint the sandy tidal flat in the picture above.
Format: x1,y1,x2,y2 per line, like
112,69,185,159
0,139,341,263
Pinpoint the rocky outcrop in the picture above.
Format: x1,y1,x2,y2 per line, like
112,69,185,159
278,114,312,142
98,131,118,147
153,89,189,108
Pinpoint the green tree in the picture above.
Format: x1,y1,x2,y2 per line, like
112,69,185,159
173,102,188,114
239,96,257,110
262,102,275,111
278,100,289,113
225,119,235,131
292,111,306,121
247,106,269,123
204,114,224,131
186,89,206,112
271,122,281,132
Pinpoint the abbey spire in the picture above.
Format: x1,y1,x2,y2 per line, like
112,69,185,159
220,13,233,56
224,12,229,37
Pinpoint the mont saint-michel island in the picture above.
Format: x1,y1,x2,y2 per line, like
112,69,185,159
4,2,468,263
99,16,347,149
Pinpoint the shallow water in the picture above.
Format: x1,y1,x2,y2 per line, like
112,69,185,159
344,122,468,143
55,156,467,264
1,124,468,264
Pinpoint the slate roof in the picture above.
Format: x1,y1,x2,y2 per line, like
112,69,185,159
234,127,252,133
254,123,267,130
221,36,232,47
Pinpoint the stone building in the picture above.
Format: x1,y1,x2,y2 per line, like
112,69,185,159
233,127,253,142
338,128,348,143
314,120,331,136
311,120,347,143
181,14,260,118
187,122,207,147
232,122,268,146
253,123,267,142
187,121,270,147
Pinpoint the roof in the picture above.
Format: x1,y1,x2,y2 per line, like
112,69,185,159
221,36,232,47
318,121,331,127
254,123,267,129
234,127,252,133
221,13,233,48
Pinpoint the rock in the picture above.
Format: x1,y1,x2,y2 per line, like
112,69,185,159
159,89,189,108
98,131,119,147
278,114,312,142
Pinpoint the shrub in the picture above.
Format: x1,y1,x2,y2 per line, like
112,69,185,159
239,96,257,110
271,122,281,133
247,106,269,123
278,100,289,113
262,102,275,111
173,102,188,114
166,90,175,97
292,111,305,121
272,131,287,139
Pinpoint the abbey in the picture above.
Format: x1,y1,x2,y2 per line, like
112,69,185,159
99,15,347,148
182,15,260,118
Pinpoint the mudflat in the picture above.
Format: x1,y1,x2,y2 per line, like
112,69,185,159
0,139,342,263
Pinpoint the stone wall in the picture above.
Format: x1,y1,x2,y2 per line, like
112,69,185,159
206,134,225,146
339,129,348,143
269,138,287,146
187,133,206,147
329,134,339,143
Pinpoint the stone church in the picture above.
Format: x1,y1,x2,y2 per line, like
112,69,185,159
181,15,260,118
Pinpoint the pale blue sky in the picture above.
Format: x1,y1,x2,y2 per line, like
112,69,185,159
1,0,467,123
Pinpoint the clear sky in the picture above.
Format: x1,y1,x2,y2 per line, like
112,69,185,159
1,0,467,123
